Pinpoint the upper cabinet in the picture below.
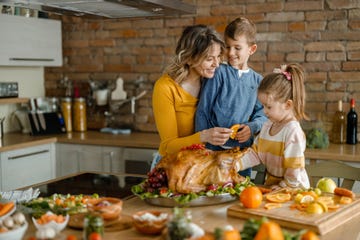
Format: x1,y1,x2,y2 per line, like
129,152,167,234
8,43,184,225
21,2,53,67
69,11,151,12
0,14,62,67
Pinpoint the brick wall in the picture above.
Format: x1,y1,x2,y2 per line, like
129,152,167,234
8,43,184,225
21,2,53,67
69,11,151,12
45,0,360,136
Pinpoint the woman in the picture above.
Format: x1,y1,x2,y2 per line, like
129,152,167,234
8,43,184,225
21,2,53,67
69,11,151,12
151,24,233,169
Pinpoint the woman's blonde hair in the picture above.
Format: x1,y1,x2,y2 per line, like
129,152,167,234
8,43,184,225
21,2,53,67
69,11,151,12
165,24,225,84
258,63,308,120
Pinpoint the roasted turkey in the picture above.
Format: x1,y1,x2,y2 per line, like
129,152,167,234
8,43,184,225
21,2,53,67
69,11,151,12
156,146,248,194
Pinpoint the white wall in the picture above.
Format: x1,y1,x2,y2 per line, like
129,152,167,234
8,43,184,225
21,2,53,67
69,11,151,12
0,66,44,132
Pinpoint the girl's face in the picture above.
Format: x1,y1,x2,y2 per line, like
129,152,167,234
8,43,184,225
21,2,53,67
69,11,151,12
258,92,293,123
192,43,222,78
225,35,256,70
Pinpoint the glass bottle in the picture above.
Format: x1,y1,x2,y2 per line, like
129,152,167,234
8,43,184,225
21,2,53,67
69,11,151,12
331,100,346,143
83,214,104,240
61,97,72,132
346,98,358,144
73,97,87,132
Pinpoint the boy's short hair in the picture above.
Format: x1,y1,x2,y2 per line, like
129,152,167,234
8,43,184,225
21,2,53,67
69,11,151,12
225,17,257,45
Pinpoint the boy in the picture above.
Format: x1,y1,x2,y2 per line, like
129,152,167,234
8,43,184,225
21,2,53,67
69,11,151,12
195,17,267,177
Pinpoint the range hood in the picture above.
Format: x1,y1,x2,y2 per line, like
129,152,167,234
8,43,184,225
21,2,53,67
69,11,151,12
0,0,196,18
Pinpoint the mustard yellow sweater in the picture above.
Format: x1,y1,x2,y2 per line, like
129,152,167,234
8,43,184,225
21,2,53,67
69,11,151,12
152,74,201,156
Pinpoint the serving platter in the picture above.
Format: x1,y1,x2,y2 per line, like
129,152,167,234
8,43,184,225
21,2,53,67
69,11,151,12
144,193,238,207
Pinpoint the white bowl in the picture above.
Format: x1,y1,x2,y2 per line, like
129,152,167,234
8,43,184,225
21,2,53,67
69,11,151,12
32,212,69,233
0,221,28,240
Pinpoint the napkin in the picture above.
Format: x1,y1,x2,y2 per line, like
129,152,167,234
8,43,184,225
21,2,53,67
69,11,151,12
0,188,40,203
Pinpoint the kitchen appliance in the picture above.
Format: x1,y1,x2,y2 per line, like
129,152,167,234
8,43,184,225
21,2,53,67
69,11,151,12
0,0,196,19
0,82,18,98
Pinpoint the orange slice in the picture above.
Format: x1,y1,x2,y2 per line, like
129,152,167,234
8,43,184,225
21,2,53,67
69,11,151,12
339,196,353,204
265,193,291,203
230,124,241,139
264,203,282,210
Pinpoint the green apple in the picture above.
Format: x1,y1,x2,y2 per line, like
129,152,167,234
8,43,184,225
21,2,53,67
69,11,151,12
316,177,337,193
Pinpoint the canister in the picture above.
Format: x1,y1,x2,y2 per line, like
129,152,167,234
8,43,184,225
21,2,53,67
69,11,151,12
73,97,87,132
61,97,72,132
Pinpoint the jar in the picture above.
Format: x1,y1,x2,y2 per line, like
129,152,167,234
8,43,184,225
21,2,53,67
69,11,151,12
61,98,72,133
83,214,104,240
73,97,87,132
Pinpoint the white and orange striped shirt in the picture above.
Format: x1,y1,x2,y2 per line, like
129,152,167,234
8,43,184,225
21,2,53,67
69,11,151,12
237,120,310,189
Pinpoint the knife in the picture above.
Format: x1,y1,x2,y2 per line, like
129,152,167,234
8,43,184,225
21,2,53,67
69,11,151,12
37,113,46,131
31,112,39,132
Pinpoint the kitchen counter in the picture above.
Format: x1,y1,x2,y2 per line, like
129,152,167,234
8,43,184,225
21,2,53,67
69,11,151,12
20,172,360,240
0,131,161,152
1,132,360,166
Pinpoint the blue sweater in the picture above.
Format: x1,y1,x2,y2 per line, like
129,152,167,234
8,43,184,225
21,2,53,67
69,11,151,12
195,63,267,150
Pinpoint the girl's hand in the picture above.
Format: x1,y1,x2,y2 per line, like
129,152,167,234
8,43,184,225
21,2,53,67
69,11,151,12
235,124,251,142
200,127,232,146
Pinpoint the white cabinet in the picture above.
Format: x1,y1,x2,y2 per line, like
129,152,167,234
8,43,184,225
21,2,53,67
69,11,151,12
0,143,55,191
56,143,122,177
0,14,62,66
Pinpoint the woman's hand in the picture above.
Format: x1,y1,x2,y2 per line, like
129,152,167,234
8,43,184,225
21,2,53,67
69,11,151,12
234,124,251,142
200,127,232,146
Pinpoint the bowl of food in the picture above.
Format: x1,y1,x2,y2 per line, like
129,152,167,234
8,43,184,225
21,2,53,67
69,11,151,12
32,211,69,233
87,197,123,220
0,212,28,240
132,210,169,235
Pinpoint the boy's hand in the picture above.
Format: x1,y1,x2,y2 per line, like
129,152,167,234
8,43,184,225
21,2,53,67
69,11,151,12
234,124,251,142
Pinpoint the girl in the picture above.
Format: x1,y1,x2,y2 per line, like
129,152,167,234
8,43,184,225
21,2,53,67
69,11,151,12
236,63,310,189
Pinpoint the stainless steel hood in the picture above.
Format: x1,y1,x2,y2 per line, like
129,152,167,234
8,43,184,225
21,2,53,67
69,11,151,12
0,0,196,18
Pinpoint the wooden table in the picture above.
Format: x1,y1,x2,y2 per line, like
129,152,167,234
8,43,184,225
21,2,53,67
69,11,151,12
20,172,360,240
22,196,360,240
305,143,360,163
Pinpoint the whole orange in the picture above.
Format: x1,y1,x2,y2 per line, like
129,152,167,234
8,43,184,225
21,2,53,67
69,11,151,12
240,186,263,208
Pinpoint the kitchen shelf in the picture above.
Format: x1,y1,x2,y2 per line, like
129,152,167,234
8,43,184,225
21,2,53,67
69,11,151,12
0,98,29,104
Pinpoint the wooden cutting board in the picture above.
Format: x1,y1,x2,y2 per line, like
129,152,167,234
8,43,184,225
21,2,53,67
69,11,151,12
227,194,360,235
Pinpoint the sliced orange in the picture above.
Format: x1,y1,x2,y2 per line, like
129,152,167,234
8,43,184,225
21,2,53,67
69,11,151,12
264,203,282,210
339,196,352,204
230,124,241,139
327,204,340,210
265,193,291,203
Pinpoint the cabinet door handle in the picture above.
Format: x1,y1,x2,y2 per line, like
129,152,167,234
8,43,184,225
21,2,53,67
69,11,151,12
8,149,49,160
9,57,55,62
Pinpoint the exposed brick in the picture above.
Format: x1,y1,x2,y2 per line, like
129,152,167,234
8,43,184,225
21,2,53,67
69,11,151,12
269,42,304,53
326,82,347,91
321,32,360,41
329,72,360,81
327,0,360,10
286,52,305,62
304,42,345,52
307,21,327,31
348,51,360,60
328,20,348,31
305,10,347,21
306,82,326,92
289,22,305,32
349,20,360,30
132,19,164,29
327,52,346,61
349,8,360,18
89,39,115,47
264,12,304,22
342,61,360,71
211,5,245,16
306,52,326,62
247,2,282,14
269,22,287,32
165,18,194,27
268,53,285,62
307,72,327,82
285,1,323,11
195,16,227,26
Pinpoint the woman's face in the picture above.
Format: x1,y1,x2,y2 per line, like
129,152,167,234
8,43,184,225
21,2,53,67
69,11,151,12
192,43,222,78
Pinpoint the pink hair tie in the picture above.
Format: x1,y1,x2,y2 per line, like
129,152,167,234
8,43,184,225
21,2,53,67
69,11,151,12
273,64,292,81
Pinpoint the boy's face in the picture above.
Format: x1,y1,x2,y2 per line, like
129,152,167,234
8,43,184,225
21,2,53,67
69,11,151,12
225,35,257,70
